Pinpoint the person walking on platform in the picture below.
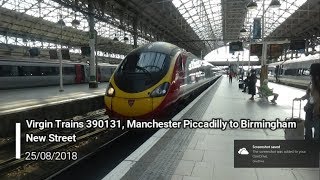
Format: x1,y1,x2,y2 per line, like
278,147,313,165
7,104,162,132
248,69,257,100
229,72,233,83
294,82,313,140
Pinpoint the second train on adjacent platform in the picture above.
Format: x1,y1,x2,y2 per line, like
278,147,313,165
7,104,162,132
267,54,320,88
0,58,117,89
104,42,219,119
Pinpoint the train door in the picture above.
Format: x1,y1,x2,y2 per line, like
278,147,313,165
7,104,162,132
172,54,185,98
97,66,101,82
177,54,186,85
75,64,84,83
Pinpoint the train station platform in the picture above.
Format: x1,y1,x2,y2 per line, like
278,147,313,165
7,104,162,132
105,76,319,180
0,83,108,115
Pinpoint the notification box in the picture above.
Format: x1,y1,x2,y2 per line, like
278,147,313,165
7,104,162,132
234,140,320,168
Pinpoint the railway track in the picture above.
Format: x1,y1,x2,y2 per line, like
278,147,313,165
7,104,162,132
0,109,128,180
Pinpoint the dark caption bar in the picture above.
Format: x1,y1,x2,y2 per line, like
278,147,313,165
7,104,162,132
234,140,320,168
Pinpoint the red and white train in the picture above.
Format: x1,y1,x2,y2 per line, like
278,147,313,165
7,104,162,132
104,42,220,120
0,58,118,89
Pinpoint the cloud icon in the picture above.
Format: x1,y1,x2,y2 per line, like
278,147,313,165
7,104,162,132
238,148,249,155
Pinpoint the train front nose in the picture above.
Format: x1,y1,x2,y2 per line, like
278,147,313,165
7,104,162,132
105,96,154,117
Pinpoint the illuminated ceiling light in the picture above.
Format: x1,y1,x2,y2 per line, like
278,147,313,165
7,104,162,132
269,0,281,8
247,1,258,10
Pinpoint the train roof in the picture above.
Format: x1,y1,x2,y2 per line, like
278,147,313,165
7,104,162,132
283,54,319,64
98,63,119,67
202,61,214,67
130,42,181,56
0,57,86,65
282,54,320,69
0,57,119,67
268,61,284,67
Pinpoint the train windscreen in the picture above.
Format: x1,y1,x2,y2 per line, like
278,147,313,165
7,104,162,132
114,51,170,93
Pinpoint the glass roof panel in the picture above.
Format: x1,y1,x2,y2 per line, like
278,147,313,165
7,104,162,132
244,0,307,38
172,0,223,49
0,0,150,53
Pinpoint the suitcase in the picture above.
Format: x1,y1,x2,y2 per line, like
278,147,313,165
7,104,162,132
239,80,244,89
284,99,304,140
239,83,244,89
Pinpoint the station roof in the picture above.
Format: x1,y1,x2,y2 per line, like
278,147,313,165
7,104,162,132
0,0,319,57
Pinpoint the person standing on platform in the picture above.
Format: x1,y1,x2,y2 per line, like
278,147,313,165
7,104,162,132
242,73,250,93
294,82,313,140
229,71,233,83
310,63,320,141
248,69,257,100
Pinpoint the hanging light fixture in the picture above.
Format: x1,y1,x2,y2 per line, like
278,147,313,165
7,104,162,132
269,0,281,8
71,14,80,27
247,1,258,10
57,15,65,26
113,34,119,41
240,26,247,33
124,33,129,41
57,19,66,26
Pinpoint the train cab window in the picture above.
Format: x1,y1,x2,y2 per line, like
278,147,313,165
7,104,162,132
119,52,168,73
115,51,170,93
0,65,18,76
137,52,167,72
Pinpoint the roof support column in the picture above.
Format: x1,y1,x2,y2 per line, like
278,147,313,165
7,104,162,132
133,17,138,48
88,1,98,88
260,0,268,87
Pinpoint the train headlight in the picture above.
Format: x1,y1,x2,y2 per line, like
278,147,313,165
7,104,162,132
106,83,115,97
150,82,170,97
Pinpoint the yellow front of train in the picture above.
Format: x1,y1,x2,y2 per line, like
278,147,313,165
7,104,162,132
104,42,179,119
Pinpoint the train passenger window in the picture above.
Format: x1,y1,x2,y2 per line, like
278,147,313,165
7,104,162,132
19,66,41,76
302,69,310,76
40,67,59,76
284,69,298,76
63,67,75,75
0,65,18,76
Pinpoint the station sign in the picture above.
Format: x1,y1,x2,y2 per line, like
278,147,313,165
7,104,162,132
250,44,262,56
267,44,284,59
229,41,243,53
